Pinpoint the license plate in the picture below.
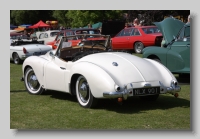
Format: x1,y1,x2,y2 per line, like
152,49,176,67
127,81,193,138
132,87,160,96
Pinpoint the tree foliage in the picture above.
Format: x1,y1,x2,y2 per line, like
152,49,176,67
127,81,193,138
10,10,190,27
52,10,69,27
126,10,190,25
10,10,54,25
65,10,125,28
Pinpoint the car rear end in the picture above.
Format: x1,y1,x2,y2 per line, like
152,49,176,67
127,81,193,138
141,26,163,47
22,44,52,59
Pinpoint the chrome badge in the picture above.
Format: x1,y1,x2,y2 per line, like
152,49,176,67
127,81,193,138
112,62,118,66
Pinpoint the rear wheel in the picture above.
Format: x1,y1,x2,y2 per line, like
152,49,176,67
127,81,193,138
24,67,44,95
134,42,144,54
76,75,98,108
139,94,159,101
13,53,22,64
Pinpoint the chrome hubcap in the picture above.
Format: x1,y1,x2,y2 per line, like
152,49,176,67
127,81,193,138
78,78,89,103
27,71,40,91
135,43,143,53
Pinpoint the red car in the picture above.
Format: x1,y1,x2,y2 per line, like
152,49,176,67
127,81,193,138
47,28,101,49
111,26,163,54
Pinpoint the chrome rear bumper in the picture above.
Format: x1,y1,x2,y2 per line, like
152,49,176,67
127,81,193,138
103,81,181,99
103,89,128,100
166,85,181,94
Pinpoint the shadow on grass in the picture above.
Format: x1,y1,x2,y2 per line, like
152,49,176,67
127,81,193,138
42,90,77,102
95,95,190,114
10,90,27,93
42,90,190,114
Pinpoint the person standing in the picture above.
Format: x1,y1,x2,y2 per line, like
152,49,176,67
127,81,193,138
88,24,92,28
133,18,139,26
186,15,190,24
88,24,94,35
124,23,129,28
23,30,30,38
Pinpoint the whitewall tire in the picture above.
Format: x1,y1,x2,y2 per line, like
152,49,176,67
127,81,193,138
76,75,98,108
24,67,44,95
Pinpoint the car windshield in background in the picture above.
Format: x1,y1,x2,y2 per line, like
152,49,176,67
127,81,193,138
142,27,160,34
50,32,59,37
10,35,28,40
75,30,100,35
61,34,108,48
184,26,190,37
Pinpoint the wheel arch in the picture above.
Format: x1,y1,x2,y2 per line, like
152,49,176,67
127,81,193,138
23,65,32,76
133,41,143,48
70,74,81,96
69,62,116,98
12,52,17,59
147,54,160,60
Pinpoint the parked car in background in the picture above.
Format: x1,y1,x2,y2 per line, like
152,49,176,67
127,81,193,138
142,17,190,77
21,34,180,109
111,26,163,54
10,39,52,64
10,32,28,40
36,30,60,45
46,28,101,49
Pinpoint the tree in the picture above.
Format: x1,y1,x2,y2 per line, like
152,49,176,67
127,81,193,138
10,10,54,25
52,10,69,27
65,10,125,28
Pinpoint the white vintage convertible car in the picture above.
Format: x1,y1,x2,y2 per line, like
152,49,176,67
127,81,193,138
10,39,52,64
36,30,60,45
21,34,181,108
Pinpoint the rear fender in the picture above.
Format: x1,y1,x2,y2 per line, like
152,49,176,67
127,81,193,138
142,46,169,65
144,58,177,86
69,62,116,98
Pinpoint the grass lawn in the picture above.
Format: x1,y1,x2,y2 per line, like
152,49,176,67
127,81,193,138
10,54,190,130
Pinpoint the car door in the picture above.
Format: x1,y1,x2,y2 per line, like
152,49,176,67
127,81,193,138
44,54,68,92
112,28,133,49
166,25,190,72
130,28,144,45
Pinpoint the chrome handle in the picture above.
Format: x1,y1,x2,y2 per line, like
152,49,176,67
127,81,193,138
60,67,66,70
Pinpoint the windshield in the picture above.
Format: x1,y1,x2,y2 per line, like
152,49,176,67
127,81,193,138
50,32,59,37
10,34,28,40
55,34,110,61
142,27,161,34
75,30,100,35
177,25,190,40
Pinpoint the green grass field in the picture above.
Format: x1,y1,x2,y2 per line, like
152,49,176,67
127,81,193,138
10,54,190,130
